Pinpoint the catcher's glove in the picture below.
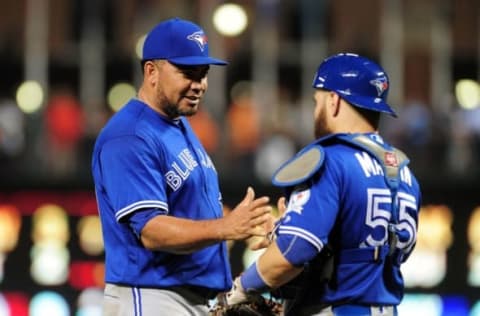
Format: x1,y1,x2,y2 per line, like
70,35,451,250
210,300,282,316
210,278,282,316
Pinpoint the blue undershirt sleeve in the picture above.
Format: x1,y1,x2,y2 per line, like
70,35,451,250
275,234,321,267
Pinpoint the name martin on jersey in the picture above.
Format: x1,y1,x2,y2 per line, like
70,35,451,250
354,151,412,186
165,148,216,191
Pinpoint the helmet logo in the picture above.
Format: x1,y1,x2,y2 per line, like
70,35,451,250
187,31,208,51
370,77,388,97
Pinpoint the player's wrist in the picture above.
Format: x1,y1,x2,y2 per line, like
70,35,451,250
213,217,228,241
240,262,270,292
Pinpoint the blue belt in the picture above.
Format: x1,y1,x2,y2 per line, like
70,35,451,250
333,304,397,316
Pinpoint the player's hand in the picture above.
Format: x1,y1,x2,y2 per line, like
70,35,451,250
276,196,287,216
220,277,249,306
214,277,282,316
221,187,272,241
246,196,287,250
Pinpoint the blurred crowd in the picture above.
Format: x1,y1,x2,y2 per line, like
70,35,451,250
0,83,479,188
0,0,478,188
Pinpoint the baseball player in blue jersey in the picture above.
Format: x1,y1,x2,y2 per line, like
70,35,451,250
221,53,422,316
91,18,273,316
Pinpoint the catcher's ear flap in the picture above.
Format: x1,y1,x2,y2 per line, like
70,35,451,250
272,145,324,187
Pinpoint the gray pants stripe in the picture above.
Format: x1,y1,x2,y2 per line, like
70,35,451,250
103,283,210,316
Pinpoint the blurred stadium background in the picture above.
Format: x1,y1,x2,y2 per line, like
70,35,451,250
0,0,479,315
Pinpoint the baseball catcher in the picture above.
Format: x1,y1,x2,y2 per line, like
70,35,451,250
213,53,421,316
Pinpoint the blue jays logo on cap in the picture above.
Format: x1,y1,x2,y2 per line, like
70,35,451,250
370,77,389,97
187,31,208,52
142,18,227,66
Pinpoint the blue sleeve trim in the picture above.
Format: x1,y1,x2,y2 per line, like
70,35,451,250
276,231,322,267
127,208,164,239
116,200,168,222
278,225,324,251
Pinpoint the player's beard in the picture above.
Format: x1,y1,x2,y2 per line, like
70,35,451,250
162,101,197,119
162,103,182,118
157,88,199,119
314,105,330,139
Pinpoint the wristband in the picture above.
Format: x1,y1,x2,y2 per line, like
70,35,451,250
240,262,269,292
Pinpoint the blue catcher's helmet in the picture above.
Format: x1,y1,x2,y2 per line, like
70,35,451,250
312,53,397,117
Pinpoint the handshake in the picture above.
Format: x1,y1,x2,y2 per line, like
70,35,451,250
210,193,287,315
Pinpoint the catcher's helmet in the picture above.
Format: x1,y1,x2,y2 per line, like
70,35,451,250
312,53,397,117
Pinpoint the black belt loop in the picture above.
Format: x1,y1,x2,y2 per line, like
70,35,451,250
183,285,218,300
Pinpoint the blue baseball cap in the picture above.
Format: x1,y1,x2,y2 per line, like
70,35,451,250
312,53,397,117
142,17,227,66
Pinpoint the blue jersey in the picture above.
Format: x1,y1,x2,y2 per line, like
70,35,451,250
273,133,421,307
91,99,232,291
